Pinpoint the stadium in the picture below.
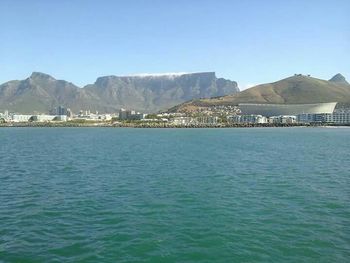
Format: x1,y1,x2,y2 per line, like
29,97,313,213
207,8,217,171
238,102,337,117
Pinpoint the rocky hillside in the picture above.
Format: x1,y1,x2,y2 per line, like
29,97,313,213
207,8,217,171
0,72,239,113
84,72,238,113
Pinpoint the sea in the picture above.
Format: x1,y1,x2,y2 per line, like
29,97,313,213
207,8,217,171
0,127,349,262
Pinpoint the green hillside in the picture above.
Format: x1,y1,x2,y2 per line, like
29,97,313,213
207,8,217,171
170,74,350,112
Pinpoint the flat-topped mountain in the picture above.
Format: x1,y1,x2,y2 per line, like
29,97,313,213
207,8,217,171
169,74,350,112
0,72,239,113
84,72,238,112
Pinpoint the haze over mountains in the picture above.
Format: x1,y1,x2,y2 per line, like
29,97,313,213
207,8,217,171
0,72,239,113
170,74,350,112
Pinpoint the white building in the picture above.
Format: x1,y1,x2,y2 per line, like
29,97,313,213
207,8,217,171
11,114,67,122
195,116,219,124
12,115,33,122
228,115,267,124
119,109,146,120
31,115,57,122
54,115,68,122
297,112,350,124
269,115,297,124
171,117,194,125
239,102,337,117
325,112,350,124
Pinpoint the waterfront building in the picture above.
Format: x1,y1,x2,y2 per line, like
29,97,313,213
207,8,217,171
32,115,53,122
196,116,218,124
328,112,350,124
73,111,119,121
227,115,241,123
171,117,194,125
239,102,337,117
101,114,112,121
12,115,33,122
57,106,67,115
119,108,132,120
132,113,146,120
227,114,267,124
269,115,297,124
10,114,68,122
297,112,350,124
297,113,316,123
119,108,146,120
54,115,68,122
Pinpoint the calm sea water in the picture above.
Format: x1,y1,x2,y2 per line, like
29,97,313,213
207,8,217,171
0,127,349,262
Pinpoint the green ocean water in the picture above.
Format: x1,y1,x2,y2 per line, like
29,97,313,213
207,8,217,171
0,127,349,262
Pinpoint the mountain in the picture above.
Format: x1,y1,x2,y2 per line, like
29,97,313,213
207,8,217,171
0,72,95,113
84,72,238,113
169,74,350,112
329,73,349,85
0,72,239,113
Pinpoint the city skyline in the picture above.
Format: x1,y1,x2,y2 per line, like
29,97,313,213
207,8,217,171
0,0,349,89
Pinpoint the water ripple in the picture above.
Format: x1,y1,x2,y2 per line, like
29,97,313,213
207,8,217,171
0,128,349,262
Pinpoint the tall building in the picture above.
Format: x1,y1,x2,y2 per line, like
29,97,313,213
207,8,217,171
119,108,132,120
57,106,67,115
119,108,145,120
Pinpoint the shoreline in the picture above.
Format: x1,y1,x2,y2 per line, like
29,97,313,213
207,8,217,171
1,122,349,128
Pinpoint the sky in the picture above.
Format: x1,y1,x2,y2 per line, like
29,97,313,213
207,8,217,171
0,0,349,89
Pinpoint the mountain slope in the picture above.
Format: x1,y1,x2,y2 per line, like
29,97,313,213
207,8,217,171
0,72,96,113
84,72,238,112
0,72,239,113
170,74,350,112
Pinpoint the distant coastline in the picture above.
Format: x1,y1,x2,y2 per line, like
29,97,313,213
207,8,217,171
1,122,349,128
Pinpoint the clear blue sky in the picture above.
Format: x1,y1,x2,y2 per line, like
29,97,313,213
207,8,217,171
0,0,349,89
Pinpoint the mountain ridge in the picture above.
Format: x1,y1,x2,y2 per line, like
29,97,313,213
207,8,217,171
0,72,239,113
